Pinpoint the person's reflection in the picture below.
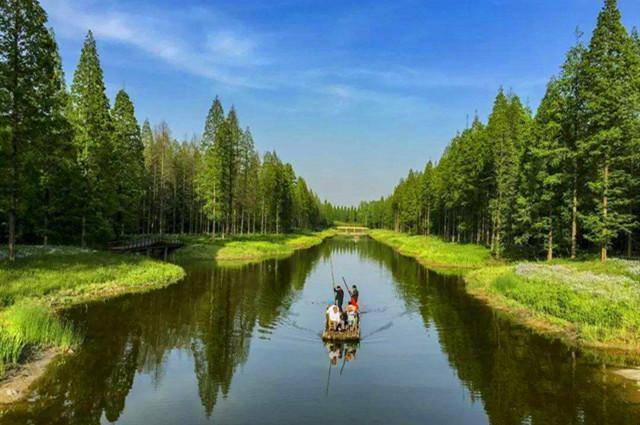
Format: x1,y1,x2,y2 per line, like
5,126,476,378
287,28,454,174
325,342,358,366
326,342,341,365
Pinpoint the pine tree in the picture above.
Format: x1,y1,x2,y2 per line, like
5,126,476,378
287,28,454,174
0,0,71,259
68,31,115,246
486,90,516,258
516,78,570,260
111,89,144,235
557,33,587,259
238,127,256,233
421,161,435,236
579,0,640,261
201,97,224,153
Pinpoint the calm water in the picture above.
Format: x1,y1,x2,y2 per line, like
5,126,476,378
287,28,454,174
1,238,640,424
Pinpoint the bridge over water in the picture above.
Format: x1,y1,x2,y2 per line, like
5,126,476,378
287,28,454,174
109,237,184,259
335,226,369,236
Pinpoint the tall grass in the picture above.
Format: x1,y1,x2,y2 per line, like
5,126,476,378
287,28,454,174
0,302,81,374
176,230,336,262
0,248,184,376
467,260,640,347
0,251,185,308
368,229,492,269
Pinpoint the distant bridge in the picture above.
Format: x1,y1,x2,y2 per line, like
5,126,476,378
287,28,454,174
109,237,184,259
335,226,369,236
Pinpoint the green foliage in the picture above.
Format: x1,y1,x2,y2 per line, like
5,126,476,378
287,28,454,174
111,90,145,235
0,248,184,308
1,17,328,253
0,0,73,258
0,301,79,374
578,0,640,259
68,31,115,245
368,229,492,269
175,230,335,262
467,259,640,346
338,0,640,261
0,248,184,373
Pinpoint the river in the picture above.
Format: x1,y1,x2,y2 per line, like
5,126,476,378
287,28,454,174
1,237,639,424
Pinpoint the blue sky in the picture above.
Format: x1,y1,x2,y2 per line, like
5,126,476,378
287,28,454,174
42,0,640,205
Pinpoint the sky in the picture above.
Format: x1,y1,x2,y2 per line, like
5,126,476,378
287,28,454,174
42,0,640,205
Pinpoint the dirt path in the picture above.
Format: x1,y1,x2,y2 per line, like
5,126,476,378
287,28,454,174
0,349,60,404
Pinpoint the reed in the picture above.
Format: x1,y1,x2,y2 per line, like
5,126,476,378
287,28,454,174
0,246,185,376
0,302,80,375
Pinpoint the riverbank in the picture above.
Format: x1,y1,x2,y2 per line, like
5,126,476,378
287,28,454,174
367,229,493,269
369,230,640,357
0,246,185,396
176,229,336,263
466,260,640,355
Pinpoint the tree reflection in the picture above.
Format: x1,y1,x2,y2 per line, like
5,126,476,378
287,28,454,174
0,247,320,424
356,238,640,425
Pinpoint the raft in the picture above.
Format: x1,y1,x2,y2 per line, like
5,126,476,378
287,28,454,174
322,325,360,341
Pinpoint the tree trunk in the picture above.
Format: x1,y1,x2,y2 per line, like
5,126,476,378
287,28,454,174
43,213,48,247
212,185,217,240
547,209,553,262
81,215,86,248
600,160,608,262
571,174,578,259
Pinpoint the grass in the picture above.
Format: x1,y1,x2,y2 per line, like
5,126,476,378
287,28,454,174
466,259,640,351
369,229,640,355
368,229,493,269
175,229,336,263
0,245,185,375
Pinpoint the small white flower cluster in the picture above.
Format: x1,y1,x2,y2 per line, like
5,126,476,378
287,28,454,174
609,258,640,277
515,263,638,303
0,245,92,260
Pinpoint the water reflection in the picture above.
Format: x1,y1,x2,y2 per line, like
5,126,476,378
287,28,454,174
355,238,640,425
0,247,321,424
1,238,639,424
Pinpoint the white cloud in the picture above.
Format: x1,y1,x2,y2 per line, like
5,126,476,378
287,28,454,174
207,31,255,58
40,0,545,116
42,0,268,88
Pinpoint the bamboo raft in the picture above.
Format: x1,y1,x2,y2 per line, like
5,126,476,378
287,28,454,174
322,319,361,341
322,327,360,341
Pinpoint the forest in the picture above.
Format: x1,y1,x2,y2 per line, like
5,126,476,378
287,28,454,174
0,2,328,261
341,0,640,262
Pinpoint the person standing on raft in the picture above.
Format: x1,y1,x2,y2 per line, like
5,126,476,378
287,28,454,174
348,285,359,303
334,285,345,311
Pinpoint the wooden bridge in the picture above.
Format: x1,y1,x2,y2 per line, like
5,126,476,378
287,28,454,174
109,237,184,259
335,226,369,236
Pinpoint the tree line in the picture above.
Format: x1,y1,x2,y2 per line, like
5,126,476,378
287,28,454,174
0,0,327,261
346,0,640,262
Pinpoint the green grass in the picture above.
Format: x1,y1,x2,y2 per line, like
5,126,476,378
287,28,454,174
369,229,640,354
175,230,336,263
0,246,185,375
466,259,640,350
0,302,81,375
368,229,492,269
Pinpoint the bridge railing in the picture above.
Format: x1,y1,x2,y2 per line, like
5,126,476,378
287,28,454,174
108,236,183,252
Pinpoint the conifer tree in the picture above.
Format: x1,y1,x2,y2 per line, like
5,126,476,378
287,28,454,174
516,78,569,260
0,0,70,259
68,31,115,246
112,89,144,235
579,0,640,261
201,97,224,152
486,90,516,258
558,34,587,259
